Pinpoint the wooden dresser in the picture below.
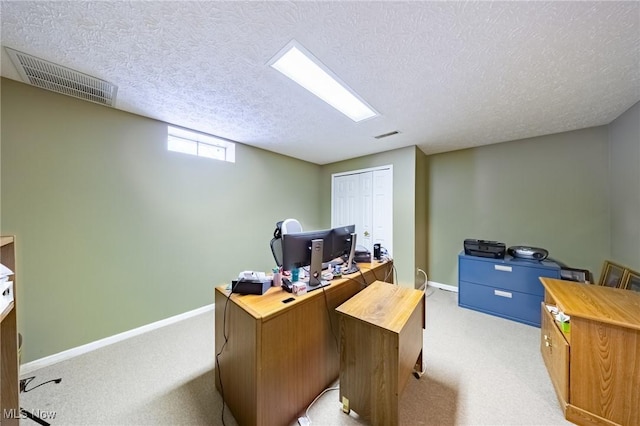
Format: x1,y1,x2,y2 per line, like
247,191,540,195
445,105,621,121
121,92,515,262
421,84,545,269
540,278,640,426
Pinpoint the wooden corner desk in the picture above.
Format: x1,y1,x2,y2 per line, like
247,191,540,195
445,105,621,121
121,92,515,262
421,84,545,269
540,278,640,426
336,281,425,426
214,261,393,426
1,236,19,426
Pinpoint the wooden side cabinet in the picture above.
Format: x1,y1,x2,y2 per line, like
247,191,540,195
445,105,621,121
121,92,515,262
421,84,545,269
540,278,640,426
1,236,19,426
336,281,425,426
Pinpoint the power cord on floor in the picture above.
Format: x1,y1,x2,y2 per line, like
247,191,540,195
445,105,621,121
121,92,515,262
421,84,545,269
298,385,340,425
20,376,62,393
414,268,430,379
417,268,435,297
19,376,62,426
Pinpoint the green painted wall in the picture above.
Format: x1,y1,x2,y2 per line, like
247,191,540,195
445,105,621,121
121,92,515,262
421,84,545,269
320,146,417,287
4,75,634,362
609,101,640,271
427,127,610,286
1,78,322,362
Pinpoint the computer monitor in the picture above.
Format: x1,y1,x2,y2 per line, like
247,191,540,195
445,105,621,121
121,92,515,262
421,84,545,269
282,229,334,288
330,224,354,257
331,224,358,274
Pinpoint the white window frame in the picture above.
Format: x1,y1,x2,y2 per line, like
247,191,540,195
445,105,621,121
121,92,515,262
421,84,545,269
167,126,235,163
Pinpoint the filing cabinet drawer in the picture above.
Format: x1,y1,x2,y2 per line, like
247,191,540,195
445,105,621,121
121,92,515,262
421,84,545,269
458,280,544,327
459,255,559,296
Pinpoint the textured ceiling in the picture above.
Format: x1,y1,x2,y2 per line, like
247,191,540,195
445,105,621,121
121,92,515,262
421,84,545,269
1,1,639,165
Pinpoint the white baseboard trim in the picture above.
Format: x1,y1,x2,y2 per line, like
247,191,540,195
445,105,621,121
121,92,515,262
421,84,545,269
20,303,214,375
428,281,459,292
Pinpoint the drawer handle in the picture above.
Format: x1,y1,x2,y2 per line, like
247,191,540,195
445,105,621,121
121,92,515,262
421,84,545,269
494,265,512,272
494,290,512,298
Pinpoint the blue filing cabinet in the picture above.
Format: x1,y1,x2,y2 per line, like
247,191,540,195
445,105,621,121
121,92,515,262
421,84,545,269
458,252,560,327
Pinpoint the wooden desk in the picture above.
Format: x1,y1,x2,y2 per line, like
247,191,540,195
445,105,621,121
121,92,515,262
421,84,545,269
1,236,19,426
540,278,640,426
214,261,393,426
336,281,425,426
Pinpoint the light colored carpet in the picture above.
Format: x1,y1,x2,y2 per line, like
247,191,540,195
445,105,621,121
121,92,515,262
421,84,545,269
19,288,571,425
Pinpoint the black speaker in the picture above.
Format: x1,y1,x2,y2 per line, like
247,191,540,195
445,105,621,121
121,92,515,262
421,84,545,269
373,243,381,260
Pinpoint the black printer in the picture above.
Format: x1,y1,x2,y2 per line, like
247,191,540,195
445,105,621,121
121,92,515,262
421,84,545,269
464,239,506,259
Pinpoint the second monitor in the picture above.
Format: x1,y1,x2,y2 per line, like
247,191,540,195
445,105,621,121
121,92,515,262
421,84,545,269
331,224,358,274
281,224,357,289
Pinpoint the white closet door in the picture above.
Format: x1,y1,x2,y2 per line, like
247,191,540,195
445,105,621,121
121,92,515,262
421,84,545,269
359,172,373,251
331,166,393,256
332,173,360,229
372,168,393,256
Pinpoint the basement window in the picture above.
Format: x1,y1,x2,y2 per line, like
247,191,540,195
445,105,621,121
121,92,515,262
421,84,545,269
167,126,235,163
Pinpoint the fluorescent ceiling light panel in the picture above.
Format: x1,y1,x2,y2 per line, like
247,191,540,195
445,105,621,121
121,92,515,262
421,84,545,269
269,42,378,122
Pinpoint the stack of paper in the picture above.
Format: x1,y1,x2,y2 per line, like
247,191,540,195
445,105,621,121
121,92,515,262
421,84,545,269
1,263,15,313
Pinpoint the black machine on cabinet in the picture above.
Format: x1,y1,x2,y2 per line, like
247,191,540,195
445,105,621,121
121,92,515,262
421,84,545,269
507,245,549,261
463,239,506,259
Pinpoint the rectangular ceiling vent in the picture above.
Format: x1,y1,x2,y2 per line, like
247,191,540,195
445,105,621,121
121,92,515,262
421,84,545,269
5,47,117,107
374,131,399,139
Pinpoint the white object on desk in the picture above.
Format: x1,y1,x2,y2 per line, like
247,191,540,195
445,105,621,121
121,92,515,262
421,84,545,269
1,280,14,312
292,281,307,296
1,262,14,280
238,270,266,280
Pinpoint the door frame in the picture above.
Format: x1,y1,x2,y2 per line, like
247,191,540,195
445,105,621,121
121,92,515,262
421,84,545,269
330,164,393,251
330,164,393,180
